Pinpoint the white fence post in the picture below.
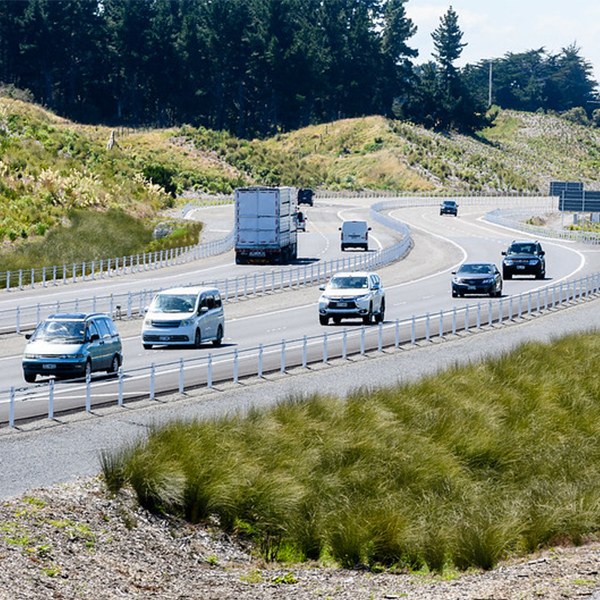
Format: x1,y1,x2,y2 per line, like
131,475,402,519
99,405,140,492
48,379,54,420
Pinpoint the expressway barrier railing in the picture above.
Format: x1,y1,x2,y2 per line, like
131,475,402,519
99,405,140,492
0,230,235,292
0,201,412,335
0,192,555,295
2,271,599,427
485,207,600,244
0,235,409,335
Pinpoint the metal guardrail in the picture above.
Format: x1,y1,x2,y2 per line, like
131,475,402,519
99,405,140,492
0,231,235,292
485,207,600,244
2,272,598,427
0,201,412,335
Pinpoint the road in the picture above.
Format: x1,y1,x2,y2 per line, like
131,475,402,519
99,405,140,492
1,196,600,498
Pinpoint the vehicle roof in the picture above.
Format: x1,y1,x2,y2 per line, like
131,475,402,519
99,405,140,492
442,199,457,203
155,286,220,295
459,262,496,267
46,313,109,321
331,271,377,277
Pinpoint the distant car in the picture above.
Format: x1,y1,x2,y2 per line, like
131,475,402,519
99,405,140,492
297,188,314,206
440,200,458,216
297,211,307,232
318,271,385,325
452,262,503,297
142,286,224,349
502,240,545,279
22,313,122,383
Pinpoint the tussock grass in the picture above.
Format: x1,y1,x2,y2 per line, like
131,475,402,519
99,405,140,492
102,332,600,571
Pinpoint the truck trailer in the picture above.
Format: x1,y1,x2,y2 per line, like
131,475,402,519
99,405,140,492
234,186,298,264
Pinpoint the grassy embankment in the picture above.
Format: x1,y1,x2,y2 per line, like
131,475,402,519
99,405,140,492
3,96,600,270
102,331,600,573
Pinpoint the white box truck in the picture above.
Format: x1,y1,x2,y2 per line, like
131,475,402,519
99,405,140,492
235,186,298,264
339,220,371,251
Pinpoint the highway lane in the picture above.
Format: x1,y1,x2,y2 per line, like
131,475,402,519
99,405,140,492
0,199,397,311
0,203,595,410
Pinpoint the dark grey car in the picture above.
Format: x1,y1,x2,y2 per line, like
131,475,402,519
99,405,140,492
452,262,503,298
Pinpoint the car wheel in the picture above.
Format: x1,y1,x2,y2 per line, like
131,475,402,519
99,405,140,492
535,270,544,279
108,354,120,374
193,329,202,348
319,315,329,326
362,306,373,325
503,270,512,280
143,343,153,350
375,299,385,323
24,372,36,383
212,325,223,346
452,290,458,298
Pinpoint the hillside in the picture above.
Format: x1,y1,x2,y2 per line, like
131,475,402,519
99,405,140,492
1,95,600,249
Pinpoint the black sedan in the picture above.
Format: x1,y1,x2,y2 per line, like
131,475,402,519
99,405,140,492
440,200,458,216
452,262,503,297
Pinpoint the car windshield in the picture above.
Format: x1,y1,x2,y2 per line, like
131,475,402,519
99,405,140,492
151,294,196,313
458,264,493,275
507,243,536,255
33,320,85,342
328,276,369,289
443,201,456,206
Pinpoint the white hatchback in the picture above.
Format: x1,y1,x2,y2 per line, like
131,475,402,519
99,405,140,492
142,286,224,349
318,271,385,325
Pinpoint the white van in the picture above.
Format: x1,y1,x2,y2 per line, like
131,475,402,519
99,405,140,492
339,220,371,251
142,286,224,349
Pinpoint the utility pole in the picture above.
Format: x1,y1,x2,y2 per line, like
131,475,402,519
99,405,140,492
488,60,493,107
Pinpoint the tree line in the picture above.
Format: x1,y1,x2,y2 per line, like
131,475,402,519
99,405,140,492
0,0,597,136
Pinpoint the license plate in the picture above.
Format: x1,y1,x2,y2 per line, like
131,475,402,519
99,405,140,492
160,336,170,341
337,302,348,307
42,363,56,370
467,285,476,290
517,265,525,269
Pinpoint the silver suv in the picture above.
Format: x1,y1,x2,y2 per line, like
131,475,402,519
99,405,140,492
318,271,385,325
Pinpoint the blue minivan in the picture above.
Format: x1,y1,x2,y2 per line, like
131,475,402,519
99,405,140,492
22,313,123,383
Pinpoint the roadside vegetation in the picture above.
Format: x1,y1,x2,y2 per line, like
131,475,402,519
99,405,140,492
0,210,204,274
102,330,600,573
3,95,600,269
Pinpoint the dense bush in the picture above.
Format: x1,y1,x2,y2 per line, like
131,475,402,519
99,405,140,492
102,332,600,573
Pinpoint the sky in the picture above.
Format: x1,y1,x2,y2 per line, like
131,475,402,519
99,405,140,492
404,1,600,82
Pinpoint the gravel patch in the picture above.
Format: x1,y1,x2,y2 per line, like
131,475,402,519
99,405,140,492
1,477,600,600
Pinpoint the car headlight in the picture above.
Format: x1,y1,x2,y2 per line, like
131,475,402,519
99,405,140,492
504,260,514,266
481,277,494,284
181,317,195,326
24,353,41,359
528,259,539,265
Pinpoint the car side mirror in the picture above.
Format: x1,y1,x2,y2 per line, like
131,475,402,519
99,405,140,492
199,306,209,314
90,333,100,342
319,284,326,291
25,333,32,340
372,283,380,290
368,227,372,231
501,251,506,255
540,251,545,256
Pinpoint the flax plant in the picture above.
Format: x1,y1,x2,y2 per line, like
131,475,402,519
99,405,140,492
103,332,600,572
